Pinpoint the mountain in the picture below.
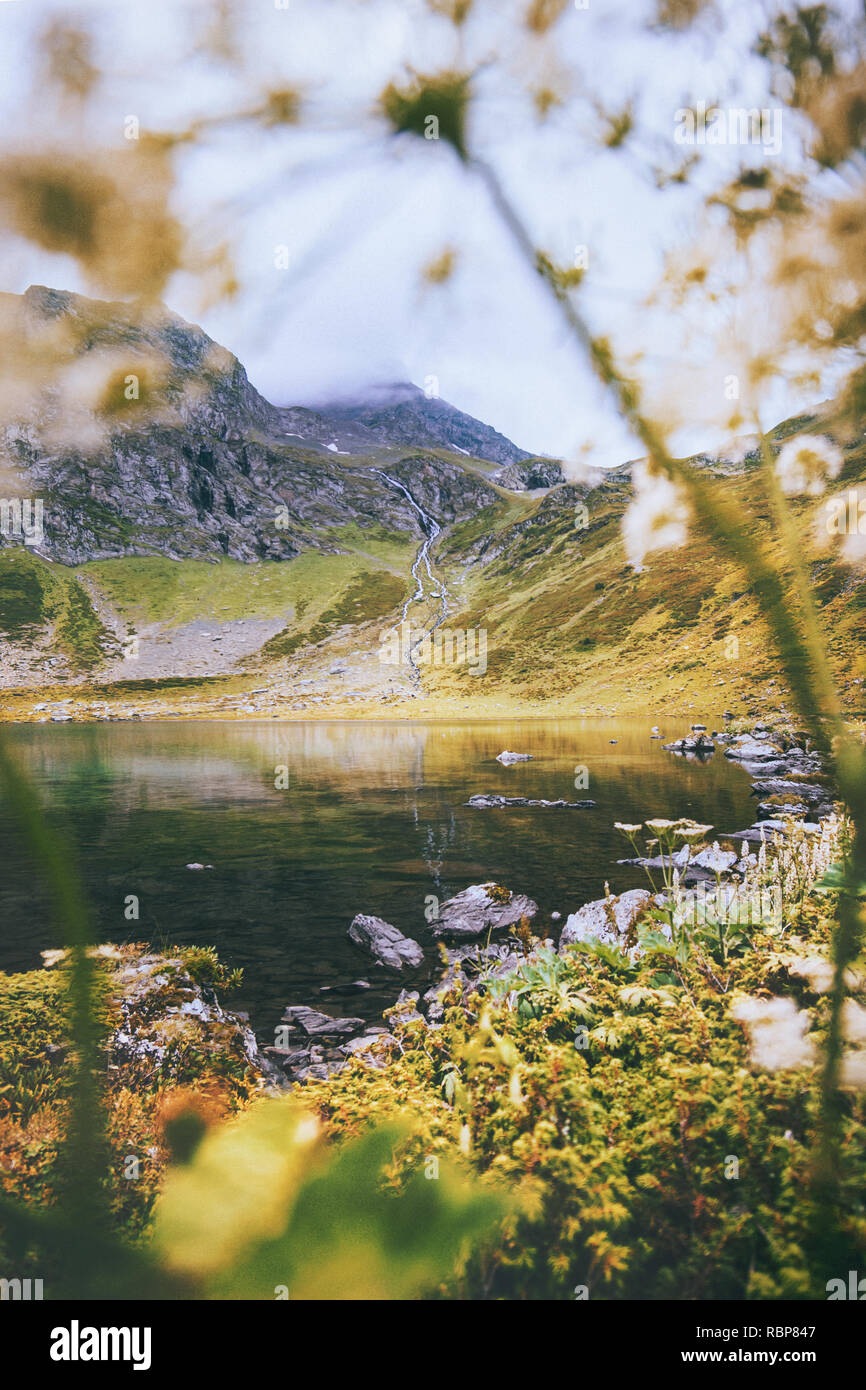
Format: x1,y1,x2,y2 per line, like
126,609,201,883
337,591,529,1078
1,285,865,723
293,381,532,465
0,287,524,568
0,288,545,692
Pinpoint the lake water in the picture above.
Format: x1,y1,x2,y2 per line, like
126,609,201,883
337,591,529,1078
0,718,756,1042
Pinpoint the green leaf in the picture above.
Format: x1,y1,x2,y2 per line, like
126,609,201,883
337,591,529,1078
152,1098,505,1300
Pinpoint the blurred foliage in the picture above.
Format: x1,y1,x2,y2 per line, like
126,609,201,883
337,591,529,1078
0,935,504,1299
0,150,182,300
3,0,866,1301
303,890,866,1299
153,1102,504,1300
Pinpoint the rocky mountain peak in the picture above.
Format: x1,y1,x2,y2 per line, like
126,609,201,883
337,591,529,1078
0,287,537,567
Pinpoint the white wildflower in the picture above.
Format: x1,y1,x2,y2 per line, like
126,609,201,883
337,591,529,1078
819,486,866,565
622,460,689,570
786,956,834,994
775,434,843,497
839,1050,866,1090
730,994,816,1071
843,999,866,1044
674,820,713,841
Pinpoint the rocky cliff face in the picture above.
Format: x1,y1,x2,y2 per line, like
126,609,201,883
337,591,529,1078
0,288,534,567
493,457,565,491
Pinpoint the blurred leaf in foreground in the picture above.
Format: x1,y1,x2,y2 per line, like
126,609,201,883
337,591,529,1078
153,1098,505,1300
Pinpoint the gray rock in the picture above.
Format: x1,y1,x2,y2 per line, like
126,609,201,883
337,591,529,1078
727,820,821,843
432,882,538,940
265,1045,312,1070
493,457,564,491
348,913,424,971
422,964,467,1021
559,889,653,954
735,759,800,778
619,846,691,872
724,737,783,763
756,800,809,820
466,794,595,809
388,989,427,1026
281,1005,366,1037
295,1062,348,1082
663,733,715,756
343,1032,398,1060
750,779,831,805
690,846,738,874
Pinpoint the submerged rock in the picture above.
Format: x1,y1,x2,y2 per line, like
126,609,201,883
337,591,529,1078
348,913,424,971
319,979,371,993
466,794,596,809
432,882,538,940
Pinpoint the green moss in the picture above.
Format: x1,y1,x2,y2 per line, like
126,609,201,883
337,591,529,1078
0,946,260,1248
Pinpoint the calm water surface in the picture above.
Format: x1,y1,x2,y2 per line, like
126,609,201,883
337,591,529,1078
0,718,756,1039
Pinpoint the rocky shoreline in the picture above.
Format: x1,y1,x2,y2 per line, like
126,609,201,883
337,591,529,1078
260,724,841,1086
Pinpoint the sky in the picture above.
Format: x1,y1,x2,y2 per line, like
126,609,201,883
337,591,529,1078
0,0,853,468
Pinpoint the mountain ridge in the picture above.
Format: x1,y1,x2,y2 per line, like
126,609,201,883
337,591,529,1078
0,287,542,568
1,287,864,723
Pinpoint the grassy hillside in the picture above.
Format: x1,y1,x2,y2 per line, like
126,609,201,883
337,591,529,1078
421,437,866,719
0,549,113,672
82,541,413,632
3,409,866,721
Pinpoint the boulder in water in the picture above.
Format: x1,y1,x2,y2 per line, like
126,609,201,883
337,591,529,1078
348,913,424,971
281,1005,366,1038
432,882,538,940
559,889,654,954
